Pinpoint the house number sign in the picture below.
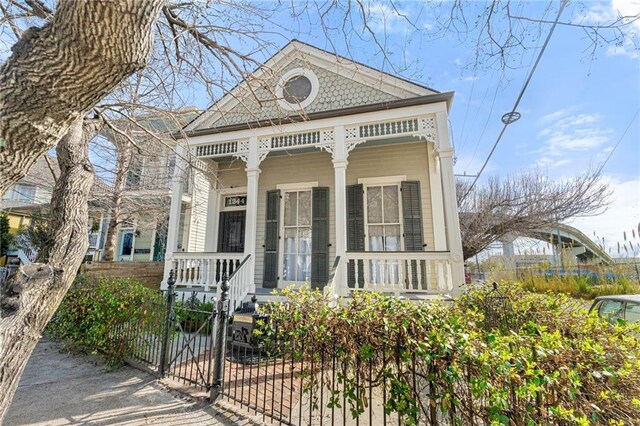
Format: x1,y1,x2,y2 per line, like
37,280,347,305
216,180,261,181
225,195,247,207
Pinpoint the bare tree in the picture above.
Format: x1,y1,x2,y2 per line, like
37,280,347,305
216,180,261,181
91,109,197,262
458,169,611,260
0,118,95,418
0,0,637,419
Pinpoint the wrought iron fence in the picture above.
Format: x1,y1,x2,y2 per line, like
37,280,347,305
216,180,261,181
109,273,525,425
108,271,220,391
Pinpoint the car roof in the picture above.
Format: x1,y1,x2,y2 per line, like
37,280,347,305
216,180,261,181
593,294,640,304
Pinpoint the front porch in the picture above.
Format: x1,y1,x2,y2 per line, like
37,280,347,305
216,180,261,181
170,250,454,296
163,102,465,308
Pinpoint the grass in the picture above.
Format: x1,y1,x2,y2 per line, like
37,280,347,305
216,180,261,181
486,263,640,299
520,274,640,299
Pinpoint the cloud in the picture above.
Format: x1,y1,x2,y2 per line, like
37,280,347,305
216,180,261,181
535,109,613,165
582,0,640,59
568,176,640,256
366,2,414,35
607,44,640,59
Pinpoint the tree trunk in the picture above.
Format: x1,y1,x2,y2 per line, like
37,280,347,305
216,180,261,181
0,0,164,196
0,119,94,420
102,138,133,261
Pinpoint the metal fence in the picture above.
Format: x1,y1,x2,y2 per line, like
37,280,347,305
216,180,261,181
112,274,522,425
109,271,220,392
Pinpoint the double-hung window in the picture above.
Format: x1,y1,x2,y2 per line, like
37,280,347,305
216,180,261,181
364,180,403,285
282,190,312,283
366,184,402,252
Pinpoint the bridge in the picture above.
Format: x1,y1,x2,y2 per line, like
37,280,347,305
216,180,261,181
500,223,614,265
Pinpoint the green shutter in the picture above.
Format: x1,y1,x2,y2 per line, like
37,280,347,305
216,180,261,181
311,187,330,289
346,184,365,288
401,181,424,289
401,181,424,250
263,189,280,288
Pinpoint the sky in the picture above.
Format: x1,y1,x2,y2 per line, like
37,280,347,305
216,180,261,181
229,0,639,259
1,0,638,258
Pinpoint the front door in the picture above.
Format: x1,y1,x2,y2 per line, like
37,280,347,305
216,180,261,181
119,230,134,261
217,211,246,253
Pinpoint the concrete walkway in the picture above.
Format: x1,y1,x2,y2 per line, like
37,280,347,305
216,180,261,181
3,339,257,426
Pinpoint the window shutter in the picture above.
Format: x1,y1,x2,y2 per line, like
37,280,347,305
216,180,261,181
263,189,280,288
311,187,330,289
401,181,424,251
346,184,365,288
402,181,424,289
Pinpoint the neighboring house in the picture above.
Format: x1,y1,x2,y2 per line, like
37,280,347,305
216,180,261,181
87,109,199,262
163,40,465,307
0,155,56,266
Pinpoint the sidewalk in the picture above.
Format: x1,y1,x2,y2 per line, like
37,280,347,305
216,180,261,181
3,339,256,426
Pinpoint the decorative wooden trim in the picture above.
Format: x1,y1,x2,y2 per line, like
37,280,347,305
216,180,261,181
276,181,319,191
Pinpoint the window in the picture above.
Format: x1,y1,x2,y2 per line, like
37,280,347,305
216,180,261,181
599,300,624,323
366,185,401,252
283,75,312,104
126,157,143,187
276,68,319,111
282,190,312,282
365,183,402,285
3,184,36,202
625,302,640,323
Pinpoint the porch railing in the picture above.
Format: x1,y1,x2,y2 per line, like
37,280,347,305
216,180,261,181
344,251,453,294
172,252,245,291
219,254,252,312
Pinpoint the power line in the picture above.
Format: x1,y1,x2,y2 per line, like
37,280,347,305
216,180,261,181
596,107,639,175
459,0,569,202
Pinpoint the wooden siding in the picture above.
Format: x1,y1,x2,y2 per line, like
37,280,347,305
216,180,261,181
187,168,209,252
216,141,436,288
346,142,435,251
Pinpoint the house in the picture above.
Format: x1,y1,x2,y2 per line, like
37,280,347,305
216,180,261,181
0,155,56,266
87,109,199,262
163,40,465,307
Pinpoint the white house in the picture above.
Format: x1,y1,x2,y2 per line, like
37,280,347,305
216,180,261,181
163,40,465,308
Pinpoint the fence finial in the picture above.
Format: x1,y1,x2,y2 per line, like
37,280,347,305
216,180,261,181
168,269,175,288
221,274,230,293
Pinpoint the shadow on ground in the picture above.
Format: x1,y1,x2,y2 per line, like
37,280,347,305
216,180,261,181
4,339,255,426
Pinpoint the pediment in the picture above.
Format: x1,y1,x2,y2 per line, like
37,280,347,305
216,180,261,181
187,41,438,132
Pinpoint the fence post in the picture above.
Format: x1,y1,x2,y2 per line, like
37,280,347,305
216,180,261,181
159,269,175,377
211,275,230,402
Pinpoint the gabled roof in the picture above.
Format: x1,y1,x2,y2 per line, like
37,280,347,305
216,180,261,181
186,40,446,134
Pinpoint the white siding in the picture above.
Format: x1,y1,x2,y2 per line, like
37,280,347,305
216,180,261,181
187,169,209,252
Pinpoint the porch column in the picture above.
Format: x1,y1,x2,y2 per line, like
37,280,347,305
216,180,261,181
163,142,186,289
204,161,220,252
243,136,260,293
428,147,447,251
332,126,348,297
436,112,465,293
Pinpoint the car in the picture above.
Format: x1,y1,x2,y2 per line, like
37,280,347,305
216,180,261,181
589,295,640,324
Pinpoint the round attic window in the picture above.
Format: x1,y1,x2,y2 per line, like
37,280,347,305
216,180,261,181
283,75,312,104
276,68,319,111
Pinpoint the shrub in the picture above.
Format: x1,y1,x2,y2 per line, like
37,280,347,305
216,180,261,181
47,274,165,364
174,294,214,334
259,285,640,425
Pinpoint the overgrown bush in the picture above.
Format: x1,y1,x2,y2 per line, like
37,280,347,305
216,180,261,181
47,274,165,364
259,285,640,425
174,294,214,334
